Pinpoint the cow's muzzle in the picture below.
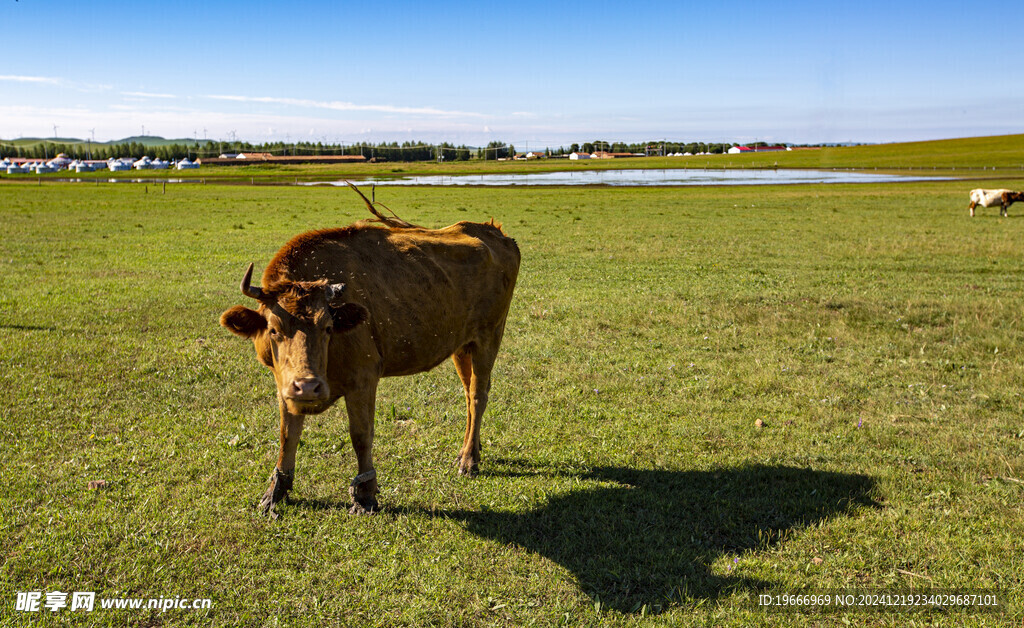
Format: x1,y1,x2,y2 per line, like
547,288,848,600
283,377,331,414
285,376,329,401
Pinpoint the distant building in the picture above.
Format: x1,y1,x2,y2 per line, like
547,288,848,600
198,154,367,166
728,145,790,154
591,151,636,159
569,152,590,160
47,153,72,168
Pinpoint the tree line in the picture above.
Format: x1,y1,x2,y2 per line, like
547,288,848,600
1,138,788,162
0,140,512,162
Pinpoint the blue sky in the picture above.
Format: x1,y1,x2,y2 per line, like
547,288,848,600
1,1,1022,147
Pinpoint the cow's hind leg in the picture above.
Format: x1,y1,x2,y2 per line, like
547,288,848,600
453,334,503,476
452,348,479,475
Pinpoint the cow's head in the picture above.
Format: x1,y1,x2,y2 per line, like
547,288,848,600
220,263,368,414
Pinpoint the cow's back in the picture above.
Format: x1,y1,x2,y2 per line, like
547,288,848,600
266,221,519,377
971,189,1012,207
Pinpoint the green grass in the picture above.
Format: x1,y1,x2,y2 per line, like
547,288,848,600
758,134,1024,170
2,180,1024,626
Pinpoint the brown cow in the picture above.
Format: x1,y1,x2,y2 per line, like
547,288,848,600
220,188,520,516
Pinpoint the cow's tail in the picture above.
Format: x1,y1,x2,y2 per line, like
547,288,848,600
345,181,419,229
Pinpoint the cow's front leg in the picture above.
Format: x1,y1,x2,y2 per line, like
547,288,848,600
260,403,305,518
345,384,380,514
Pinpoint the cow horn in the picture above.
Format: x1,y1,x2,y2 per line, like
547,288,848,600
240,263,265,301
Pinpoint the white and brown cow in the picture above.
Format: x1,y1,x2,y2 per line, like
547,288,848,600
220,187,520,516
968,188,1024,217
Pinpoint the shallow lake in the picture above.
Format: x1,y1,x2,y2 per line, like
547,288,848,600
308,168,948,187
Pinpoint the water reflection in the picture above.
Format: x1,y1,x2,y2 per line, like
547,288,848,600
307,169,948,187
46,178,205,184
41,169,950,188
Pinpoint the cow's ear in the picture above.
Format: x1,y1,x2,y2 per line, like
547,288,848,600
330,303,369,332
220,305,266,338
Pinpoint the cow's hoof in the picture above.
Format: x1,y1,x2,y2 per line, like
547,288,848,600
348,485,380,515
455,455,479,477
260,501,280,520
259,468,293,518
348,498,380,515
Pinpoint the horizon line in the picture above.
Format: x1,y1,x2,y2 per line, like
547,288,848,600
5,132,1022,151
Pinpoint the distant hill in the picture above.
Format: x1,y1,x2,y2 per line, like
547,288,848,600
9,137,74,146
2,135,199,147
110,134,197,145
7,137,87,146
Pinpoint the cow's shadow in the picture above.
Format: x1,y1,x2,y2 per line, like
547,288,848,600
430,461,879,613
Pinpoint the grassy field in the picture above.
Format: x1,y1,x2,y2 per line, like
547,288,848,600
791,134,1024,170
2,177,1024,626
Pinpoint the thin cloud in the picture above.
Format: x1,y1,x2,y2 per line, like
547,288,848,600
0,75,62,85
121,91,177,99
1,75,112,92
205,94,486,118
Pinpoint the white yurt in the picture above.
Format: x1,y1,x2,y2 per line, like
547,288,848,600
48,153,72,169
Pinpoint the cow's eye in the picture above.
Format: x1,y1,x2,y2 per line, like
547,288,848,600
324,325,334,335
269,328,280,338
